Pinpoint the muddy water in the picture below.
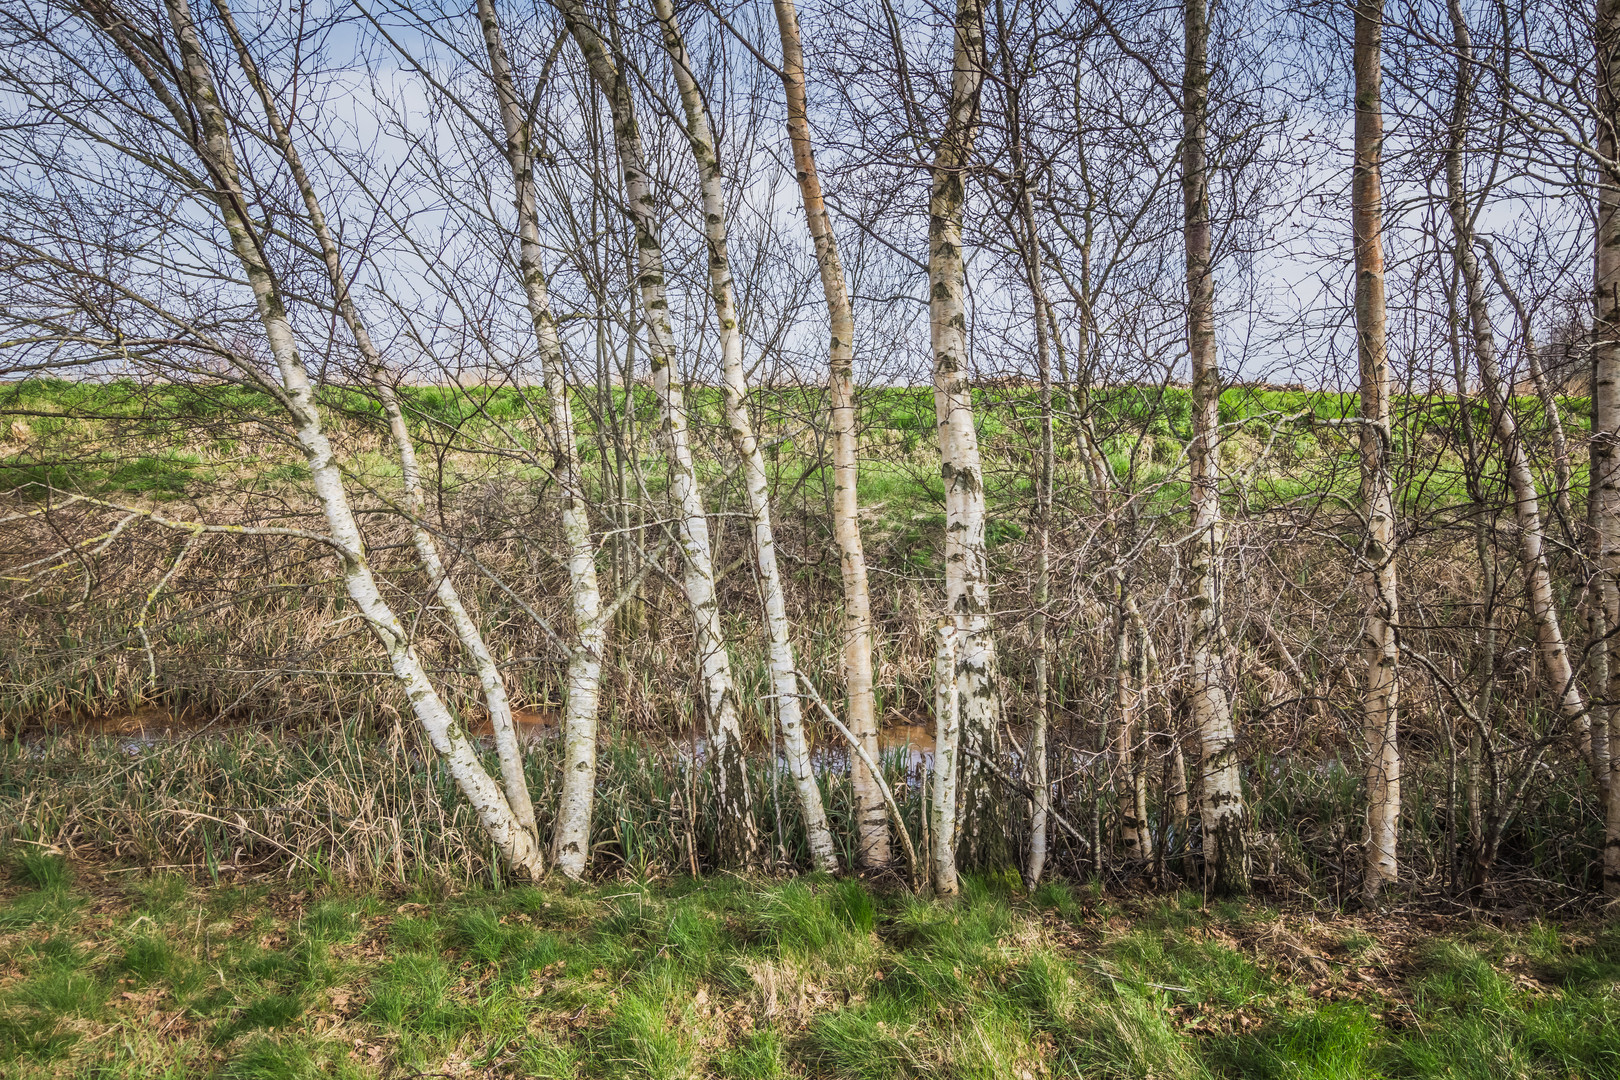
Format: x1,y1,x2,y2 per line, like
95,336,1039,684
467,708,560,745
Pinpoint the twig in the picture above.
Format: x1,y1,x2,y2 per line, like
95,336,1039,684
795,672,924,892
962,747,1091,850
159,808,321,872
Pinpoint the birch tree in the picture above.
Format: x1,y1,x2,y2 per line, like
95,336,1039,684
1352,0,1401,904
931,0,1003,870
1596,0,1620,898
472,0,608,879
1183,0,1248,895
931,620,961,896
1441,0,1589,787
211,0,540,843
771,0,888,873
990,0,1055,887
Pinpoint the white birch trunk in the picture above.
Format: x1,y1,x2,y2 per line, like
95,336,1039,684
1003,65,1054,888
157,0,542,877
1183,0,1248,894
1353,0,1401,903
770,0,886,872
474,0,605,880
1112,610,1151,861
654,0,836,873
216,0,541,845
931,621,961,897
1479,246,1576,536
554,0,759,866
1594,0,1620,897
930,0,1002,867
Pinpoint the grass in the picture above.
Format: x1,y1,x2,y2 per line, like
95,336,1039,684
2,378,1586,512
2,855,1616,1079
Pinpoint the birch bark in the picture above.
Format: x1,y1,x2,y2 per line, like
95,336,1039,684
1352,0,1401,903
1183,0,1248,894
474,0,605,878
930,0,1002,868
1595,0,1620,897
1479,246,1575,538
931,620,961,897
213,0,540,843
1111,610,1150,860
553,0,759,867
1000,25,1054,888
770,0,886,872
654,0,837,873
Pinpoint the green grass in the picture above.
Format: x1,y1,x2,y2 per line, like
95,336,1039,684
2,856,1615,1079
5,377,1587,517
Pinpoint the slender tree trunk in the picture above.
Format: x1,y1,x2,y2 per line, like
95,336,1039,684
997,33,1054,886
655,0,837,873
1353,0,1401,904
1111,603,1150,860
1484,244,1607,790
930,0,1003,869
554,0,759,867
1479,246,1576,537
1470,545,1498,897
1183,0,1247,895
474,0,605,877
1024,268,1052,889
931,620,961,896
1444,0,1590,778
1449,261,1497,898
1166,729,1190,876
1595,0,1620,898
136,0,543,877
770,0,887,873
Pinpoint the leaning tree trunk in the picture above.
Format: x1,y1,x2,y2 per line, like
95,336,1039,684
215,0,541,844
771,0,887,873
656,0,837,873
1353,0,1401,904
930,0,1003,870
1595,0,1620,897
1444,0,1590,776
554,0,759,867
475,0,606,878
133,0,544,877
1479,246,1576,540
1183,0,1248,895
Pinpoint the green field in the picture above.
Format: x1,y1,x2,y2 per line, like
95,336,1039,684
0,377,1586,525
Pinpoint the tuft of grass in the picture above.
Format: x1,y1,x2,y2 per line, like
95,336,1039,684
10,851,70,891
1210,1004,1382,1080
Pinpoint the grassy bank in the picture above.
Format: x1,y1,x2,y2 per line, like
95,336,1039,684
3,854,1616,1079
